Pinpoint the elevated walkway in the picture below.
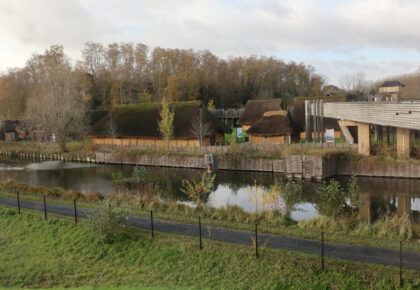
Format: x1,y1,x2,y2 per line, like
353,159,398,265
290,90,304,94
322,102,420,158
324,102,420,130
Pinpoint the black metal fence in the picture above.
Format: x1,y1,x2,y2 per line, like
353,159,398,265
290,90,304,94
7,192,420,287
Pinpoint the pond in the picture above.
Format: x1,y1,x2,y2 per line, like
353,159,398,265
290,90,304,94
0,157,419,223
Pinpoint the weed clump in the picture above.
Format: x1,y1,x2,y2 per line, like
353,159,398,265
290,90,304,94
63,189,85,201
87,200,129,243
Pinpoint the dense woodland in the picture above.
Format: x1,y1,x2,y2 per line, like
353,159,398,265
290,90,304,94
0,43,326,120
1,43,420,124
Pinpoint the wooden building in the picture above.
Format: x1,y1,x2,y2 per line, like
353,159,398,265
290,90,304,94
378,80,404,102
0,120,25,141
246,110,300,144
89,101,231,147
237,99,284,131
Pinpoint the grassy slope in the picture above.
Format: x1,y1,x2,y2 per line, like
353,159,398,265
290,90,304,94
0,206,419,289
0,190,419,253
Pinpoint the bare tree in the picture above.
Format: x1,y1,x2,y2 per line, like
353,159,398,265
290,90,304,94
190,107,212,146
25,45,88,152
339,71,366,94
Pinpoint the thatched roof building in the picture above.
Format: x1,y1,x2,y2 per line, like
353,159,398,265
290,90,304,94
246,110,300,144
237,99,284,129
247,111,296,136
89,101,231,147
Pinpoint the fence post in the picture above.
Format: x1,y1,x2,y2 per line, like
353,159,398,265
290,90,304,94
199,216,202,250
43,195,47,220
150,210,154,238
73,199,78,225
255,223,258,258
400,240,403,287
16,190,21,214
321,231,324,270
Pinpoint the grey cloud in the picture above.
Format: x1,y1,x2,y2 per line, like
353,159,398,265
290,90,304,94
1,0,420,84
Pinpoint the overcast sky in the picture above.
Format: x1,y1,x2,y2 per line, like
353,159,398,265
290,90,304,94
1,0,420,85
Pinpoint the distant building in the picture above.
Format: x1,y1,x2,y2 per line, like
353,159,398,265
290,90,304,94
237,99,285,131
89,101,231,147
0,120,25,141
246,110,300,144
378,80,405,102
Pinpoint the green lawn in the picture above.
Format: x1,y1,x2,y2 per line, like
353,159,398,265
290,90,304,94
0,206,419,289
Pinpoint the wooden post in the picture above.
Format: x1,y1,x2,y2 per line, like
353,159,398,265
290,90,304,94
305,100,312,142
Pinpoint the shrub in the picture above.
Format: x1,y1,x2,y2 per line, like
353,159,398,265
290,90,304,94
180,172,215,207
111,170,126,193
85,191,105,201
87,200,129,243
316,179,346,218
49,187,66,197
63,189,85,201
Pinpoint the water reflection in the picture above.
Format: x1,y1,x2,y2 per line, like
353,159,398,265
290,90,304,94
0,157,419,223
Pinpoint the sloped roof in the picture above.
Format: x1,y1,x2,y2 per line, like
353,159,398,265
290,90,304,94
0,120,21,132
246,110,298,136
237,99,284,126
380,80,405,88
89,101,231,138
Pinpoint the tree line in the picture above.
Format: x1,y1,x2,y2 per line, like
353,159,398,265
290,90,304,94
0,43,326,120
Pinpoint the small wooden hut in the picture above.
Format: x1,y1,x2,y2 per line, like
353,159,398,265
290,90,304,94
246,110,300,144
237,99,284,131
378,80,404,101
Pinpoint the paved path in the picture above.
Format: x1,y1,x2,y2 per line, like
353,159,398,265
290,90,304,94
0,196,419,270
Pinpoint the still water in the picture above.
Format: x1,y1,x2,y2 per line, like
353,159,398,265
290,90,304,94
0,158,419,222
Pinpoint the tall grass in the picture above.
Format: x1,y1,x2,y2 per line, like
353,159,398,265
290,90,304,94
298,214,420,241
0,180,104,201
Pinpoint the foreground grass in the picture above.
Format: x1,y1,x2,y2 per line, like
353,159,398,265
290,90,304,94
0,206,419,289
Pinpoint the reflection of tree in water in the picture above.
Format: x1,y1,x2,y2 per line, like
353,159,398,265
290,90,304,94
3,158,418,222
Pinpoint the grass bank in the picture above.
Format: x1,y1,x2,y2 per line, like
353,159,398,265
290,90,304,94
0,185,419,253
2,140,419,162
0,206,419,289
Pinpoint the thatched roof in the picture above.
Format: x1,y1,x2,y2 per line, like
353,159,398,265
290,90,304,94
88,110,109,126
89,101,231,138
237,99,284,126
246,110,298,136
